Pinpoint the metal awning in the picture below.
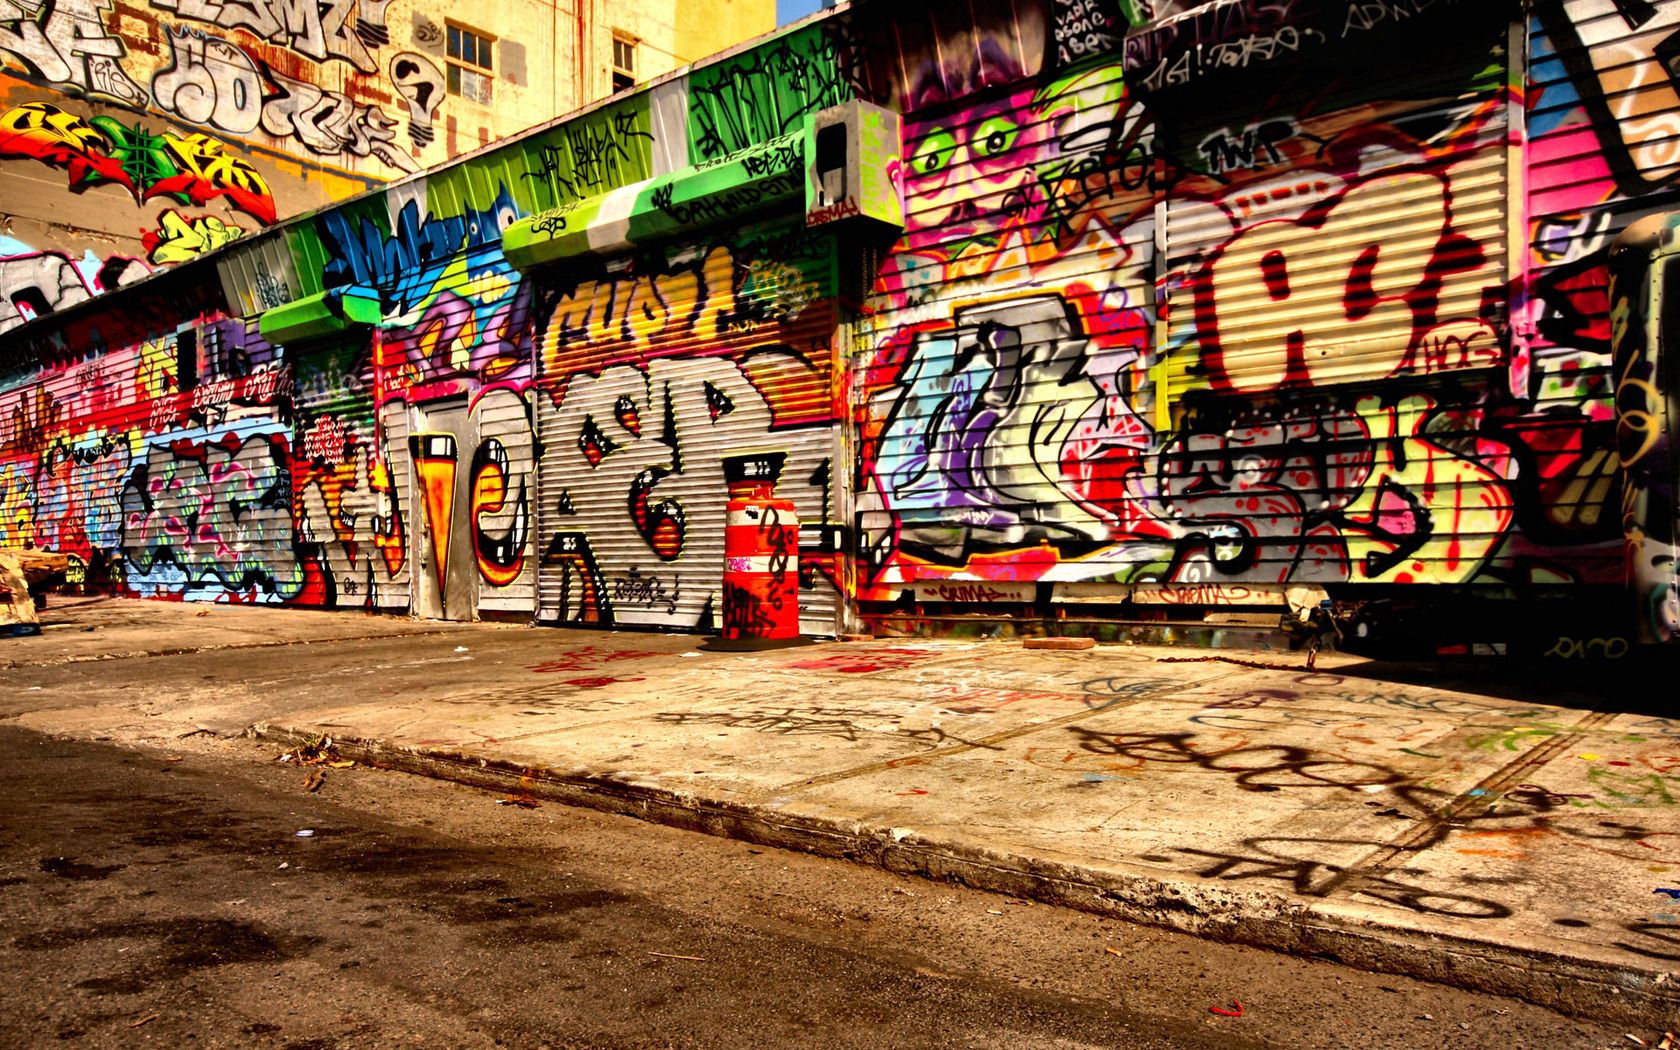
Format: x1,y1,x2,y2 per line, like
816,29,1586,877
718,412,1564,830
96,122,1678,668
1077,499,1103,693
502,133,805,272
257,287,382,344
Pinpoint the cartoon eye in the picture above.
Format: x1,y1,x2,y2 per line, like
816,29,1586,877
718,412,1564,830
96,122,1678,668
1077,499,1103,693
976,115,1019,157
497,206,517,231
911,129,956,176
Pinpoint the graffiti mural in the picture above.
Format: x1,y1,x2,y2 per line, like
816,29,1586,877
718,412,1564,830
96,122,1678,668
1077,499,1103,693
151,0,391,73
1,0,1679,644
470,434,529,588
142,209,246,263
0,102,279,223
855,0,1632,628
535,236,838,630
0,0,147,105
0,235,149,333
120,421,302,601
3,1,434,171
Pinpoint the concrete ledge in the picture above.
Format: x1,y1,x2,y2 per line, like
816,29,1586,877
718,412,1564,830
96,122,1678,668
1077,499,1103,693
1023,637,1096,651
252,722,1680,1029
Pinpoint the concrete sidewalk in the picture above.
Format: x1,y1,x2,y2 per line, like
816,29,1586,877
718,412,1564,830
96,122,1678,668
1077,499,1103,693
6,597,1679,1027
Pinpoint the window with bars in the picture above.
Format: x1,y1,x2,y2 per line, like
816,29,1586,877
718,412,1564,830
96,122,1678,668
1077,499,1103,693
447,23,494,104
612,34,635,92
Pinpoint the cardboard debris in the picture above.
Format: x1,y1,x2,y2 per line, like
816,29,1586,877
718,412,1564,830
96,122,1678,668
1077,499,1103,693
0,550,41,627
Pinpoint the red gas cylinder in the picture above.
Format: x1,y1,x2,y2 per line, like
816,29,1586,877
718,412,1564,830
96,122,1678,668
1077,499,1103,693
722,492,799,641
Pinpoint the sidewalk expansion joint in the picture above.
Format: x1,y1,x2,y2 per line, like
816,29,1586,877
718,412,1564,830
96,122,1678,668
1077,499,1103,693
1320,708,1620,898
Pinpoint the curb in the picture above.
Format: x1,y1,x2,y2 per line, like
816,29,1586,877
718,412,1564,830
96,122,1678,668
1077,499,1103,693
253,722,1680,1028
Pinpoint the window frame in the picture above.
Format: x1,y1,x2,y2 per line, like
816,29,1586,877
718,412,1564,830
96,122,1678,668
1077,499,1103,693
446,21,495,102
611,32,636,92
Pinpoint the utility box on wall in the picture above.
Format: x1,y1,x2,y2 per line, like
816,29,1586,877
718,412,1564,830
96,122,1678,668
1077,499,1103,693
805,100,904,233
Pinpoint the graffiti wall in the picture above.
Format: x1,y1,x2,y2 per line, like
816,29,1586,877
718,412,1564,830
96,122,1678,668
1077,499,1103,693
533,230,839,633
2,0,771,333
0,17,852,626
3,1,1680,641
0,0,398,328
849,0,1668,638
1529,0,1680,642
0,272,306,601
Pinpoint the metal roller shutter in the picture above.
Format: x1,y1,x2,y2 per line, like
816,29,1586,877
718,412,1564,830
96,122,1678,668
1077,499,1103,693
1162,63,1510,397
1524,2,1680,570
116,325,302,604
2,345,142,576
377,398,415,612
535,228,841,635
1153,40,1514,586
291,334,410,610
469,386,538,615
857,57,1160,592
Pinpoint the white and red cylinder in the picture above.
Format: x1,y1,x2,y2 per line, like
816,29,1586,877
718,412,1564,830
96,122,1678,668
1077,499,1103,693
722,488,799,641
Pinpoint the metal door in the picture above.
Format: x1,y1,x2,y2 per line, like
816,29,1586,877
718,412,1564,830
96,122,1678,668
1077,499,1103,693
408,399,479,621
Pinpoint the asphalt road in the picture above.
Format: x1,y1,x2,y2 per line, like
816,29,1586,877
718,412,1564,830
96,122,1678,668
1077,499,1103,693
0,725,1630,1049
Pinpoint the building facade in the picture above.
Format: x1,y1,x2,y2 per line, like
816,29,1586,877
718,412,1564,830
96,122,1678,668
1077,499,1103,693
1,0,774,331
2,0,1676,655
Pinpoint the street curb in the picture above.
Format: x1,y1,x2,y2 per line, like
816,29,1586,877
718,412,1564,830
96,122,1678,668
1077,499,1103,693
253,722,1680,1028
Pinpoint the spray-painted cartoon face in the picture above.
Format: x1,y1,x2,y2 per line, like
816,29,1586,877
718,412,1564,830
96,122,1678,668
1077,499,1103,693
901,90,1049,259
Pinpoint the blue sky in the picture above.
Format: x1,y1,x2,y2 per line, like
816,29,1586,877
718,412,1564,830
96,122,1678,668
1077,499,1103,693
777,0,826,25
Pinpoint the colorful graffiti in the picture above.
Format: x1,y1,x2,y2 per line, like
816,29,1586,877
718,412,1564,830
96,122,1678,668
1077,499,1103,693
120,422,300,601
3,1,432,172
142,209,246,264
0,102,278,223
854,0,1630,621
0,234,149,334
535,235,837,629
1,1,1678,644
0,0,148,106
470,436,528,588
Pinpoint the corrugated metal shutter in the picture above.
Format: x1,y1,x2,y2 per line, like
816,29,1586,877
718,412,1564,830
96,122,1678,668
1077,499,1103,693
120,327,302,604
378,398,415,612
291,334,409,610
1162,65,1509,399
217,237,303,317
1147,40,1513,586
535,232,841,635
2,346,142,571
470,387,538,615
1523,3,1679,575
858,58,1158,592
